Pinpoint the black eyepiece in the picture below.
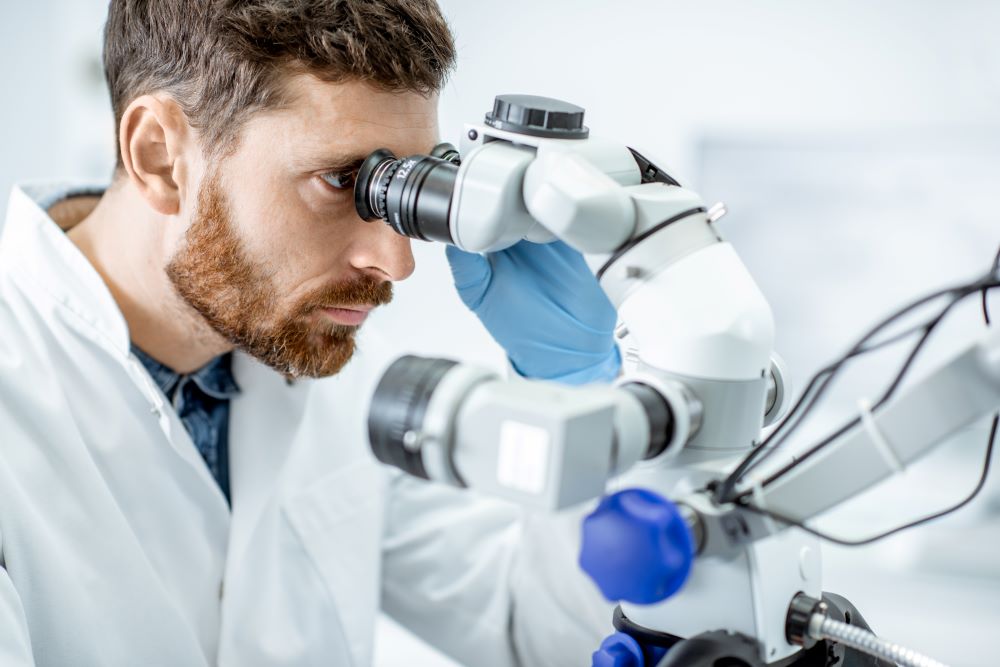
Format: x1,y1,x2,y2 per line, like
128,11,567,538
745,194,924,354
354,148,396,222
353,142,460,244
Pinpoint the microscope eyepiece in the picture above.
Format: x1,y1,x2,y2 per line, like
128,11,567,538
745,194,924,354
353,143,460,244
354,148,396,222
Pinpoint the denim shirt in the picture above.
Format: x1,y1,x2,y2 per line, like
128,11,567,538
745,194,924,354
132,345,241,505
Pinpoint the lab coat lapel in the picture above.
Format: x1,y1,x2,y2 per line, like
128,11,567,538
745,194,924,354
4,187,233,515
1,186,232,662
226,352,311,570
285,340,393,666
281,460,384,667
225,351,384,667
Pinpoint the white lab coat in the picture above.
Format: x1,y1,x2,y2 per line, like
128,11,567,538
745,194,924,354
0,185,612,666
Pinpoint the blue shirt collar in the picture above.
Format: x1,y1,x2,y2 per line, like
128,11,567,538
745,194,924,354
131,344,241,400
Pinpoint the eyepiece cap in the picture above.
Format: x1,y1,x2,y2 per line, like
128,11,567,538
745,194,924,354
485,94,589,139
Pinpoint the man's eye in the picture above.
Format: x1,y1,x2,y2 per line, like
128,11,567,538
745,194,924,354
320,170,355,190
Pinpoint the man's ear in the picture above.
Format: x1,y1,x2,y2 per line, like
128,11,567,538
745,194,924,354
118,94,194,216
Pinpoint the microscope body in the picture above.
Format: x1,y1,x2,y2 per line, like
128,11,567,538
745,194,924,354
361,96,998,665
458,118,817,662
358,102,809,663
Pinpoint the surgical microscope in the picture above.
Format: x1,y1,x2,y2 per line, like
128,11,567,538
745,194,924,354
352,95,1000,667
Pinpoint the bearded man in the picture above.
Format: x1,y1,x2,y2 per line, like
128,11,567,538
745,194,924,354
0,1,622,665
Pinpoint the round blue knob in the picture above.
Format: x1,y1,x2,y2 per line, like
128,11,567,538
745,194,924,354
579,488,694,604
592,632,645,667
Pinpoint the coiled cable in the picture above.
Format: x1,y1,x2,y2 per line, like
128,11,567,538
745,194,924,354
809,614,949,667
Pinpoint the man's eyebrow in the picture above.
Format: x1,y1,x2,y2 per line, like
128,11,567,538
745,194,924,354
297,152,371,173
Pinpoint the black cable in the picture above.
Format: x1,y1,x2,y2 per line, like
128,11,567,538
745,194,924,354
716,280,981,502
724,284,967,490
983,246,1000,326
736,414,997,547
752,277,999,493
718,329,921,501
732,245,1000,546
872,297,959,405
720,267,1000,503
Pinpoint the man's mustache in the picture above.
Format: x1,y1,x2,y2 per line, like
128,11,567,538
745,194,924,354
295,275,394,317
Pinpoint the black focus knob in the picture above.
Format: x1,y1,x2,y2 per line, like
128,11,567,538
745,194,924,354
484,94,589,139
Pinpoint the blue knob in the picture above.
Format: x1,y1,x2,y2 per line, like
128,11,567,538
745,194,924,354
592,632,645,667
579,488,694,604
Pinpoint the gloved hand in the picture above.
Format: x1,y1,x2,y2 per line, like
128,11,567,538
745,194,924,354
446,240,621,385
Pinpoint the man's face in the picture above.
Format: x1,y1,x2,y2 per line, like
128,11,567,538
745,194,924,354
166,76,437,377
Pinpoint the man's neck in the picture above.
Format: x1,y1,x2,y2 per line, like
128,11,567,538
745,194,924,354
66,182,233,373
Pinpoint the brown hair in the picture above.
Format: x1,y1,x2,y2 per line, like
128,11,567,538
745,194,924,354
103,0,456,165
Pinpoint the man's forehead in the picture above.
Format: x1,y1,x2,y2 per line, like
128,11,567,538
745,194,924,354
266,74,440,163
286,74,437,128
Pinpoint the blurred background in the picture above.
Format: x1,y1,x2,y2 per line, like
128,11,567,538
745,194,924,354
3,0,1000,665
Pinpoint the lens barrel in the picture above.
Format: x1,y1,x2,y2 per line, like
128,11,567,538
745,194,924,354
620,382,675,460
354,143,460,244
367,355,460,480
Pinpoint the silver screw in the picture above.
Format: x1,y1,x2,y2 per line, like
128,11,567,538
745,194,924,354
402,430,425,451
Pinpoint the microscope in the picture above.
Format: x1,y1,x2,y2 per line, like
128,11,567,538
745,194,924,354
353,94,1000,667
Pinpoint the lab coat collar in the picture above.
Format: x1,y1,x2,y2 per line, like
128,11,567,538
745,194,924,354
1,184,131,357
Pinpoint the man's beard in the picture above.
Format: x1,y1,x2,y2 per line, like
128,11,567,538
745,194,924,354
165,173,392,378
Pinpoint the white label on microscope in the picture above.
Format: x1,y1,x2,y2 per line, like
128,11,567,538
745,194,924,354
497,420,550,495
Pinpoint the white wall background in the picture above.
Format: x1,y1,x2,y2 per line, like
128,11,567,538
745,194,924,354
3,1,1000,665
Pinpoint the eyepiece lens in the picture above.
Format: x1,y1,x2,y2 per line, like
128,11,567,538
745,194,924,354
353,147,460,244
354,148,397,221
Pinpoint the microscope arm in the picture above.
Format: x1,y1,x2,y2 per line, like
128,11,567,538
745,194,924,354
755,326,1000,525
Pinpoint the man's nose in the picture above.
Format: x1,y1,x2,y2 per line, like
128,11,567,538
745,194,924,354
349,218,416,282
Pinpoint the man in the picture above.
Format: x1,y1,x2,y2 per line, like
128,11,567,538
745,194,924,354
0,1,622,666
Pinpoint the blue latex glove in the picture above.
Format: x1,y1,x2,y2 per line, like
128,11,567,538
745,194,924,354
446,240,621,385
